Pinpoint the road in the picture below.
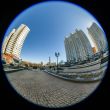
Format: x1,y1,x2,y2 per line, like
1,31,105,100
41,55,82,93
6,70,100,108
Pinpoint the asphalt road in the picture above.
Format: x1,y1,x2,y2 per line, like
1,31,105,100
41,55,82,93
6,70,100,108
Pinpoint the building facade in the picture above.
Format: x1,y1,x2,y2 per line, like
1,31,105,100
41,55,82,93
2,24,30,61
64,29,93,63
87,22,107,52
2,29,16,54
12,24,30,58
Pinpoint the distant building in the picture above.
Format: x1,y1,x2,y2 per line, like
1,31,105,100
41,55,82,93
87,22,107,52
64,29,93,63
46,62,56,67
49,57,51,65
2,53,14,64
92,47,97,54
2,24,30,64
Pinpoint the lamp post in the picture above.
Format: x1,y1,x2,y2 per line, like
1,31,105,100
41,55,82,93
55,52,60,73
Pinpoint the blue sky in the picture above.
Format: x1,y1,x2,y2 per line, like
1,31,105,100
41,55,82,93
4,1,104,64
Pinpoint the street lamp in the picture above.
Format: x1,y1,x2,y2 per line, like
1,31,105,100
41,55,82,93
55,52,60,73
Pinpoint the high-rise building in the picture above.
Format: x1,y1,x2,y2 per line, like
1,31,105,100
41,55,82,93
2,36,9,54
12,24,30,58
87,22,107,52
64,29,93,63
2,29,16,54
2,24,30,59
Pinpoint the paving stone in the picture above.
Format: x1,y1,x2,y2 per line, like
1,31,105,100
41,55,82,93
6,70,100,108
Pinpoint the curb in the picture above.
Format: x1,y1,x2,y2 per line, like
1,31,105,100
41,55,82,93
45,70,101,82
5,68,25,73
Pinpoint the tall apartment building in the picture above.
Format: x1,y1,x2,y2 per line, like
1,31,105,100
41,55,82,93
64,29,93,63
2,24,30,59
2,29,15,54
12,24,30,58
87,22,107,52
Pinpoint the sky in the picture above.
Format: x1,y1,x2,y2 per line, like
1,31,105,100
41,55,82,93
4,1,104,64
